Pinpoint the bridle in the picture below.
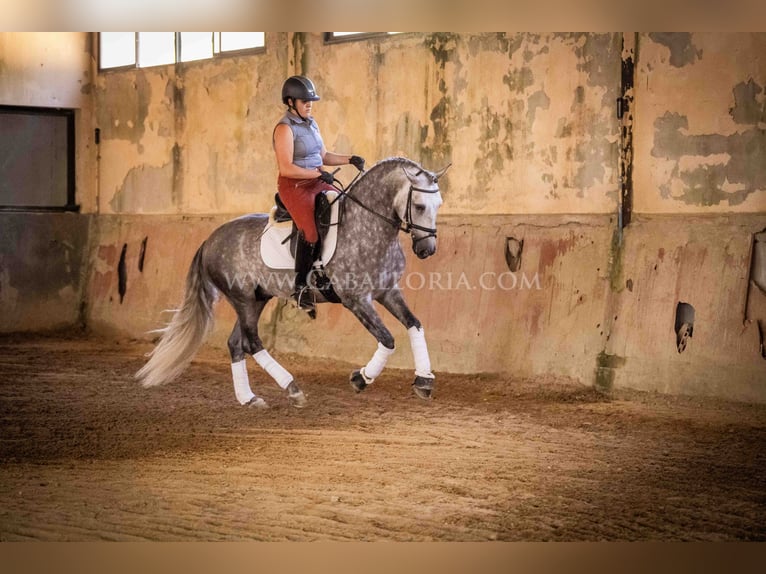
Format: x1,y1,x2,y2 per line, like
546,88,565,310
330,167,442,246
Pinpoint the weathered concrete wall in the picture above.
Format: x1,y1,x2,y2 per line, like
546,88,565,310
0,213,91,332
304,33,621,215
0,32,98,213
634,33,766,213
82,209,766,403
84,31,628,387
607,32,766,400
94,33,289,216
86,215,236,338
265,214,615,380
0,32,91,108
92,33,621,217
1,32,764,402
80,32,766,401
0,33,95,333
603,215,766,402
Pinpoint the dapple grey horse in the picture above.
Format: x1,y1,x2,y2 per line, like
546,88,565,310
136,157,449,408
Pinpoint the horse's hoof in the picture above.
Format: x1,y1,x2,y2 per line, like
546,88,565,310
286,381,307,408
349,369,368,393
245,396,269,409
412,376,434,400
288,391,307,408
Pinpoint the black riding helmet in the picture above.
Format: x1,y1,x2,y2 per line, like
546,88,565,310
281,76,321,105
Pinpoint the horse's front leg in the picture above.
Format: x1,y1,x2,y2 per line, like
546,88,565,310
377,287,435,400
343,295,396,394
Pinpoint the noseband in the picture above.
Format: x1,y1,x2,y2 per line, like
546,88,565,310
405,182,440,246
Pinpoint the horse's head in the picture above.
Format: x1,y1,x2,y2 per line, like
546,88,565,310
395,163,450,259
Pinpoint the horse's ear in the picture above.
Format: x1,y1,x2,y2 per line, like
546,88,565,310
434,163,452,181
402,166,422,182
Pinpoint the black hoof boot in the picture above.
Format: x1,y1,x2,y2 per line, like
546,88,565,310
245,396,269,409
349,369,368,393
412,376,434,400
286,381,307,408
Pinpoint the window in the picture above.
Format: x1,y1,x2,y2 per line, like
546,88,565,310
324,32,400,43
138,32,176,67
0,106,77,212
181,32,213,62
215,32,265,53
99,32,135,68
99,32,265,71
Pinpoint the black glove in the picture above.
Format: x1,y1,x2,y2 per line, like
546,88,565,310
318,170,335,184
349,155,365,171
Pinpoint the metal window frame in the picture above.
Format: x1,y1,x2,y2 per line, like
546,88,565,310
97,32,138,73
212,32,266,58
136,32,179,69
98,33,266,73
324,32,391,44
0,105,78,213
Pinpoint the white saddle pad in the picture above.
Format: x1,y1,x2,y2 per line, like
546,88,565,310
259,190,341,270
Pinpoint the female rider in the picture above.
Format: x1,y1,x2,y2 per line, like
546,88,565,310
273,75,365,316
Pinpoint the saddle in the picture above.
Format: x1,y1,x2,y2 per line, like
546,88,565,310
261,190,343,303
273,191,339,259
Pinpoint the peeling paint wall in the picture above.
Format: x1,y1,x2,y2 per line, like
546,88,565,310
94,34,288,215
92,33,620,217
290,33,621,215
635,33,766,213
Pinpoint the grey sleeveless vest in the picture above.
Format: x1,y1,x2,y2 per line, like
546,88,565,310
276,112,324,169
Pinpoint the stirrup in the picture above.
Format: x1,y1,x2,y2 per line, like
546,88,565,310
294,285,316,319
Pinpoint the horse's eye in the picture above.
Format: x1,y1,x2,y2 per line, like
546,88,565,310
413,205,426,213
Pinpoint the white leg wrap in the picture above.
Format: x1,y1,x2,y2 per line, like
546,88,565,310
231,360,256,405
408,326,434,378
253,349,294,389
361,342,395,384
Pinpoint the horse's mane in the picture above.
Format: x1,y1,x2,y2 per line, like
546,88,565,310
368,156,418,172
348,157,419,191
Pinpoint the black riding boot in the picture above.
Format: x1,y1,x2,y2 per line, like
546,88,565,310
293,234,317,319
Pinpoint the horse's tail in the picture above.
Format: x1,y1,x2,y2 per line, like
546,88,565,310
135,243,216,388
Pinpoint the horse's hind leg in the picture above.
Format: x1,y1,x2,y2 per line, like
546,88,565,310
377,287,435,399
227,319,268,409
229,294,307,409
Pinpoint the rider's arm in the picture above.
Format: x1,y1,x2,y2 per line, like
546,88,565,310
321,148,353,167
322,145,364,171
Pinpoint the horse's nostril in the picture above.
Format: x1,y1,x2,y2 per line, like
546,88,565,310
414,242,436,259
